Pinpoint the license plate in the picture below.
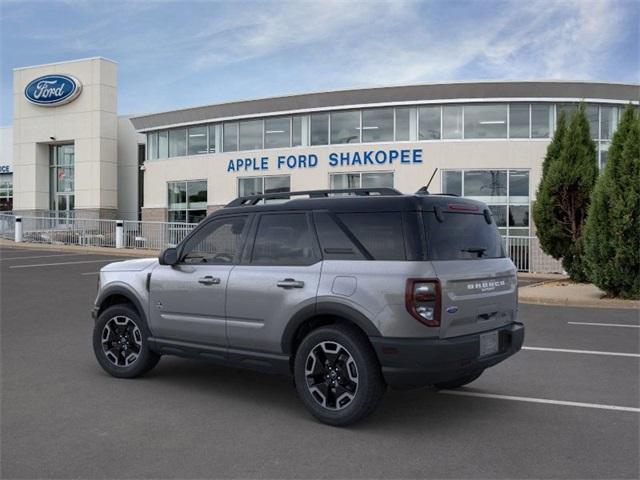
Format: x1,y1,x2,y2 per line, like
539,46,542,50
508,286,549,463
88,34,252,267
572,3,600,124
479,331,499,357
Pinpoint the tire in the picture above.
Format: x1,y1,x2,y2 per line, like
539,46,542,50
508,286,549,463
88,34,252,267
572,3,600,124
433,370,483,390
294,324,386,426
93,304,160,378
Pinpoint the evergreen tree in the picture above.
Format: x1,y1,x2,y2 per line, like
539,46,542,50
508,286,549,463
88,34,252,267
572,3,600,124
533,104,598,281
584,106,640,298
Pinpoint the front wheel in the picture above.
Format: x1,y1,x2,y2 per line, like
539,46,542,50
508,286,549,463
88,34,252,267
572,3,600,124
93,304,160,378
294,324,386,426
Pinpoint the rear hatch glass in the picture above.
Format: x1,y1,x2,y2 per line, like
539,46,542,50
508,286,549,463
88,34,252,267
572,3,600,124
423,211,505,260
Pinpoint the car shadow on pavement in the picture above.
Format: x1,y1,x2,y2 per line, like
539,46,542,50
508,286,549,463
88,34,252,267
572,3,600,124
115,355,503,431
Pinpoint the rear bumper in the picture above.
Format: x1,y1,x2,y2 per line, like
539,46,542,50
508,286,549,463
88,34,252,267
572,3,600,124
370,322,524,389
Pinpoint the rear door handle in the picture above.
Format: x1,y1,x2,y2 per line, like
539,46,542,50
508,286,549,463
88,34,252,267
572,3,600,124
198,276,221,285
277,278,305,289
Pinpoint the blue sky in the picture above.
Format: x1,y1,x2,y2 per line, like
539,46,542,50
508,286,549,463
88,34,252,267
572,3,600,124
1,0,638,126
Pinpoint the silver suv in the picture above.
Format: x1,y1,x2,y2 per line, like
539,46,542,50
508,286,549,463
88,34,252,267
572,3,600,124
92,188,524,426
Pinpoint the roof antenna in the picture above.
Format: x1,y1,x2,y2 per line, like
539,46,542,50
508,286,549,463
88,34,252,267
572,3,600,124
416,168,438,195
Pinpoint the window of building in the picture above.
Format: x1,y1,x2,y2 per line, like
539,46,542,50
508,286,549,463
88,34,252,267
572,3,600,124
182,215,248,264
464,104,507,139
600,106,619,140
223,122,239,152
168,128,187,157
442,170,462,196
238,175,291,200
168,180,207,223
329,172,394,190
239,120,263,150
251,213,318,265
442,105,463,139
49,144,75,219
292,116,303,147
442,169,530,236
147,132,158,160
208,124,217,153
509,104,529,138
310,113,329,145
330,110,360,144
187,126,208,155
586,104,599,139
395,107,411,141
419,106,441,140
362,108,394,143
0,173,13,211
337,212,406,260
531,104,552,138
158,131,169,159
264,117,291,149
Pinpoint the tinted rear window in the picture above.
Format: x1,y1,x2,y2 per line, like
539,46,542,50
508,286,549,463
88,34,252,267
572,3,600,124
423,211,505,260
337,212,406,260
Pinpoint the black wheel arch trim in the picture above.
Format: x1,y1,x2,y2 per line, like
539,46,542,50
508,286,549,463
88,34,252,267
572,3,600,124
281,301,381,354
95,285,147,323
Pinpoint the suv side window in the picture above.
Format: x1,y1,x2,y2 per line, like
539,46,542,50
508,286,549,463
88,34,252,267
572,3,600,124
337,212,406,260
313,212,366,260
182,215,248,264
251,213,319,265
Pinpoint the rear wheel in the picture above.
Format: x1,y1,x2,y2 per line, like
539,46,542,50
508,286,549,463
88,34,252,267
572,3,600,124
294,324,385,426
433,370,483,390
93,304,160,378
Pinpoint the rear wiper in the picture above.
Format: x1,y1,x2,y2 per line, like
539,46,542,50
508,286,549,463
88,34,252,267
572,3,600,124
461,247,487,257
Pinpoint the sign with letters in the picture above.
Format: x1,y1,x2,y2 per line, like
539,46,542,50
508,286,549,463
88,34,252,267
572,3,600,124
0,165,11,174
24,74,82,106
226,148,423,173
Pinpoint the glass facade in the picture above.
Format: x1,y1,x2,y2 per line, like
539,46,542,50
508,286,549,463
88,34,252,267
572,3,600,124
330,171,394,189
143,103,624,167
168,180,207,223
0,173,12,211
442,169,530,236
49,144,75,219
238,175,291,200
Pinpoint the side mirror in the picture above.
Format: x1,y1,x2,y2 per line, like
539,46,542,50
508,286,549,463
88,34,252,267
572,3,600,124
159,247,178,266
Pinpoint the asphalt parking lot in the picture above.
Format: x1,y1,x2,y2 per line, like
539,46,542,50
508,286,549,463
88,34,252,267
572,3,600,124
1,245,638,479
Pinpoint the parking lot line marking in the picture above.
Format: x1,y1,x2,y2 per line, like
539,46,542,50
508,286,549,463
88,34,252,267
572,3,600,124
1,253,88,261
439,390,640,413
10,259,121,269
568,321,640,329
523,346,640,358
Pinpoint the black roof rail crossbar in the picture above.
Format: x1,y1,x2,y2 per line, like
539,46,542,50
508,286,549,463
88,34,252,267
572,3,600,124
225,188,402,207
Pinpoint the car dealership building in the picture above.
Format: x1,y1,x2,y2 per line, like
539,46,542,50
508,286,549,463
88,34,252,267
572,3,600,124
5,57,639,239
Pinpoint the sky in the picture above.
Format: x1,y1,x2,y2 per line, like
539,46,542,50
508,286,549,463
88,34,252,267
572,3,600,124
0,0,638,126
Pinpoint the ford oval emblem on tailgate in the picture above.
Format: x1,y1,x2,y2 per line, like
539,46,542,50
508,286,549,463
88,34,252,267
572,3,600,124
446,306,459,314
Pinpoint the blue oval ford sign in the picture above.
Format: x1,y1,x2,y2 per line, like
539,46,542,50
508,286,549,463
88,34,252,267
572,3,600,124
24,74,82,106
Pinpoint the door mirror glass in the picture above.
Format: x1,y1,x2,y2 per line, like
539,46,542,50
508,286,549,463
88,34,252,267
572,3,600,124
159,247,178,266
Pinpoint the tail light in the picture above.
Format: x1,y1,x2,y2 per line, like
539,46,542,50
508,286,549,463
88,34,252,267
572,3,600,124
405,279,441,327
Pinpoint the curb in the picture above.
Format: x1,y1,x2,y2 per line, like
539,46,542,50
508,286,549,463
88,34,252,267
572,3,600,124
518,290,640,310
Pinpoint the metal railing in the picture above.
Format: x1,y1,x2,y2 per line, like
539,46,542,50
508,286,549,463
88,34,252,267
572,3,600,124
122,220,197,250
0,213,15,240
503,235,564,274
20,216,118,247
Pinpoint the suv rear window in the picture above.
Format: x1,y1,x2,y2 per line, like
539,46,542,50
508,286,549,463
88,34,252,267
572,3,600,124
423,211,505,260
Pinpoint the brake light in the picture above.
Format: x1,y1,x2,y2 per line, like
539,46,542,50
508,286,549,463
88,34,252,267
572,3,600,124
448,203,479,212
405,279,441,327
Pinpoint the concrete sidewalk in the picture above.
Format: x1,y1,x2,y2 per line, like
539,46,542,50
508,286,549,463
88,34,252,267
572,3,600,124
0,238,154,258
519,278,640,310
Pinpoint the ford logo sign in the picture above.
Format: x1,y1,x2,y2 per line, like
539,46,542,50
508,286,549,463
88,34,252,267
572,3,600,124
24,74,82,106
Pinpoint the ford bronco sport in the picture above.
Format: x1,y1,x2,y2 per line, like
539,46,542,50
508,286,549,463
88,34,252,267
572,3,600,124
92,188,524,426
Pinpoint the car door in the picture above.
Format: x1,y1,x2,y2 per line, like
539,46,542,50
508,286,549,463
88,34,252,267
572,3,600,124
148,214,250,347
226,212,322,353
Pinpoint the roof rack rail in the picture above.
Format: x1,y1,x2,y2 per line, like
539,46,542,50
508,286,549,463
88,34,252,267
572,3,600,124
225,188,402,207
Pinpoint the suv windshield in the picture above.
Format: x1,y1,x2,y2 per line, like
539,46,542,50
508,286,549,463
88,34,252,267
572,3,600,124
423,211,505,260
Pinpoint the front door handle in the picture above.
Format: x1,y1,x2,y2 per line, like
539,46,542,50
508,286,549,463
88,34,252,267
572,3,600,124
198,276,221,285
277,278,305,289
